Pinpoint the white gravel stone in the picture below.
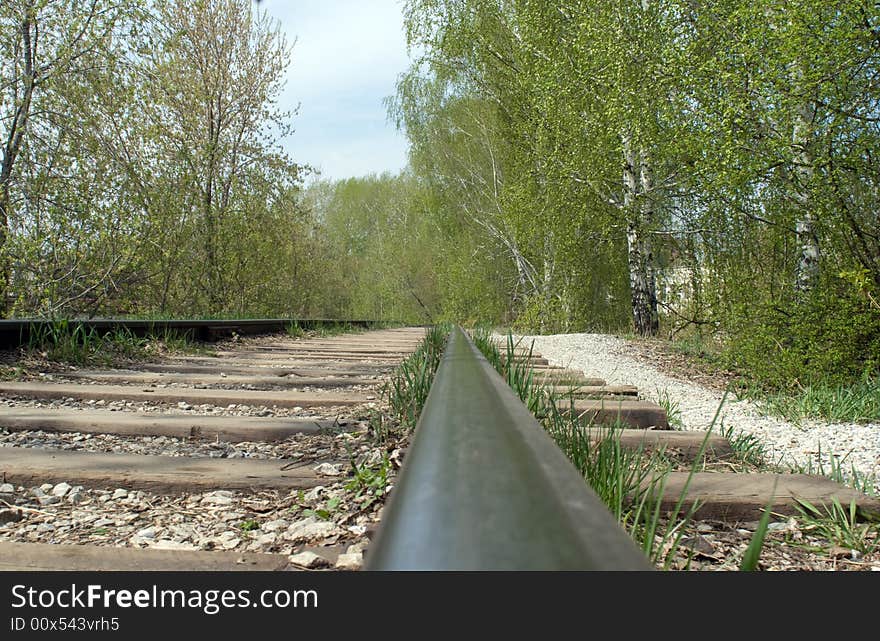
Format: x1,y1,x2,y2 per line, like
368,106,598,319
285,517,337,542
51,482,71,497
254,533,277,546
261,519,288,532
149,540,199,551
335,552,362,570
112,488,128,500
515,332,880,489
0,483,14,494
288,550,328,568
314,463,342,476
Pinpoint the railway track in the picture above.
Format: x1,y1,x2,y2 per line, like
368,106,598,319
0,324,426,570
367,327,880,570
0,322,877,571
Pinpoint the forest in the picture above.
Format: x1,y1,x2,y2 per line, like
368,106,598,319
2,0,879,389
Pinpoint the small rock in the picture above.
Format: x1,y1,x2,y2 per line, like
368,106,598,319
0,509,23,524
346,541,369,555
136,527,157,539
828,546,857,560
314,463,342,477
335,552,362,570
51,482,71,497
254,533,277,546
221,537,241,550
37,495,60,506
285,517,337,542
150,540,198,551
347,525,367,536
0,483,14,495
261,520,288,533
288,550,329,569
112,488,128,500
67,487,84,504
201,495,234,506
177,402,191,410
304,486,325,501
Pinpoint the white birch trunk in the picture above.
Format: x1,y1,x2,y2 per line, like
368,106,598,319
623,134,659,336
792,88,819,293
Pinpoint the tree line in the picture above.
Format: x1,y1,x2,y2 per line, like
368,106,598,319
3,0,879,387
312,0,879,387
0,0,328,318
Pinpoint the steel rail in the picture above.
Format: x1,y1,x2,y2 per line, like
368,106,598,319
0,318,387,348
365,326,654,571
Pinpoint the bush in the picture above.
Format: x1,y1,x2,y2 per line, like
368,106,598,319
722,276,880,390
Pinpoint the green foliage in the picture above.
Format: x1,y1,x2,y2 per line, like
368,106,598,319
389,0,880,391
302,174,443,324
27,321,148,366
723,281,880,391
746,378,880,425
383,324,450,432
346,456,393,511
740,496,775,572
25,321,210,366
718,422,769,469
788,445,878,498
655,388,684,430
303,496,341,522
239,519,260,532
1,0,312,319
795,498,879,554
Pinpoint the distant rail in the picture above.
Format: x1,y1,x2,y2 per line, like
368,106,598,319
365,326,653,571
0,318,387,349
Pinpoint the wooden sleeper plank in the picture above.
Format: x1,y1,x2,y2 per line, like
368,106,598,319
0,407,340,442
0,381,370,408
645,472,880,522
0,542,294,571
558,398,669,429
0,447,327,493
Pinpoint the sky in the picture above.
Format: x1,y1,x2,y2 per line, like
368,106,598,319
259,0,412,182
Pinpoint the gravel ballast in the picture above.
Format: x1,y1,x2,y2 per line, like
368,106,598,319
513,333,880,490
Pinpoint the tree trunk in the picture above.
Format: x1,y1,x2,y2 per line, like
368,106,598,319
0,6,37,317
792,90,819,293
623,135,659,336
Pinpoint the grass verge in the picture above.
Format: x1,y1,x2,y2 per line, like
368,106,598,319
370,323,450,441
23,320,211,367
